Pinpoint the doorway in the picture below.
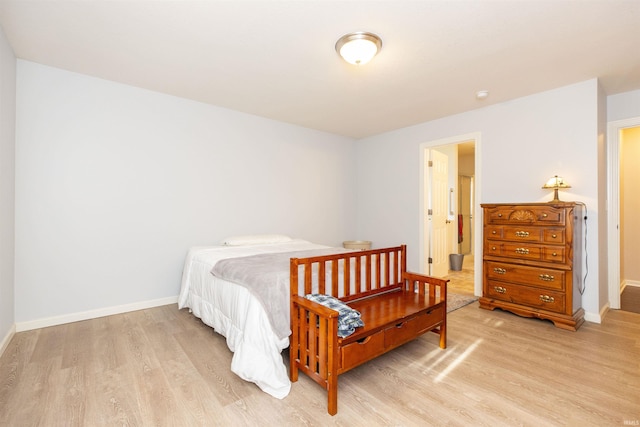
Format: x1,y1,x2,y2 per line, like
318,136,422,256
420,133,481,297
607,119,640,310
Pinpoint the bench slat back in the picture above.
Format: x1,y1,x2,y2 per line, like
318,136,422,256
290,245,407,302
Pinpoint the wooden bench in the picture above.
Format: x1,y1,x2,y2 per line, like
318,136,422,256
289,245,448,415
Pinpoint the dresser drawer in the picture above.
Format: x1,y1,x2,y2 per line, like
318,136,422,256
502,226,543,242
485,280,566,313
485,205,566,226
484,241,567,264
543,228,566,244
484,241,542,261
542,247,566,263
484,225,565,245
485,261,566,291
486,225,566,245
486,225,541,242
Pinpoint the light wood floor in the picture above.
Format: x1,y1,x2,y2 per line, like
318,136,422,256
444,254,475,296
1,302,639,426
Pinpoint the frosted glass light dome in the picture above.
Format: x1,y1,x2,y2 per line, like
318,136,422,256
335,32,382,65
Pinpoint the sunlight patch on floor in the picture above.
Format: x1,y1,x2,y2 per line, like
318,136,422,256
413,346,448,366
419,346,453,373
433,338,483,383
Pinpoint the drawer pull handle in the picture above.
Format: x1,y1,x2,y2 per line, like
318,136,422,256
498,213,502,217
492,230,497,234
492,246,497,251
552,252,558,257
494,286,507,294
552,234,557,238
539,274,555,281
493,267,507,274
515,231,529,237
543,213,548,218
539,295,555,303
515,247,530,254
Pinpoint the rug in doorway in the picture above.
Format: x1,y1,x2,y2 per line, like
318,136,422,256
447,293,478,313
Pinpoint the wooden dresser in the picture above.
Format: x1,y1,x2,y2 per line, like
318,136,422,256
479,202,584,331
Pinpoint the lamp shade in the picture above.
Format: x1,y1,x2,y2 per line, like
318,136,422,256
335,32,382,65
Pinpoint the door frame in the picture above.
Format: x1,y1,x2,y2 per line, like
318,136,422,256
607,116,640,309
419,132,482,296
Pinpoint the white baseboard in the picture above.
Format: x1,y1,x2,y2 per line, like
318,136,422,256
0,323,16,358
15,296,178,332
623,280,640,289
584,302,610,324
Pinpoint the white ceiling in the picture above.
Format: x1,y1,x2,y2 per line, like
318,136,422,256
1,1,639,139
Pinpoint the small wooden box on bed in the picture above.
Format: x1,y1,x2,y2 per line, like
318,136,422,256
289,244,448,415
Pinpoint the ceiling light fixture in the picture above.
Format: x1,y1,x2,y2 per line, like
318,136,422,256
335,32,382,65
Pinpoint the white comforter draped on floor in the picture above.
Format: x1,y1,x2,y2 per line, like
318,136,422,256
178,239,330,399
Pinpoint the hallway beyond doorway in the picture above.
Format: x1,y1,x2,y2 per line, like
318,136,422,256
621,285,640,314
444,254,475,296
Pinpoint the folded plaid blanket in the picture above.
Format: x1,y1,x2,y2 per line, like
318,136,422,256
305,294,364,338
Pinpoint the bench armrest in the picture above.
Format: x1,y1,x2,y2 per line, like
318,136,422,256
402,271,448,301
290,295,340,397
291,294,341,319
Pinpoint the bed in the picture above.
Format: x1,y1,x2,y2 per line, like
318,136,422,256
178,235,342,399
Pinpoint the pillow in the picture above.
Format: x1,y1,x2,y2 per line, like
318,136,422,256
220,234,293,246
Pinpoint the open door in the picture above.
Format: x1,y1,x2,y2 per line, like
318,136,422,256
427,149,449,277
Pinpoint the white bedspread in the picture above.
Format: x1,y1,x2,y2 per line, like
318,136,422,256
178,239,331,399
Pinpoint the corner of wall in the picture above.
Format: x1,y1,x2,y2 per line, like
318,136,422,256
0,323,16,358
0,18,17,358
584,302,609,325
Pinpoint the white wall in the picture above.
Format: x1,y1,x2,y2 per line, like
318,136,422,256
0,26,16,352
355,80,604,320
15,61,356,326
10,58,640,331
607,89,640,122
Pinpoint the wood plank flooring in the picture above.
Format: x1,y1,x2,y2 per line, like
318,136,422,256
621,285,640,314
1,303,639,426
